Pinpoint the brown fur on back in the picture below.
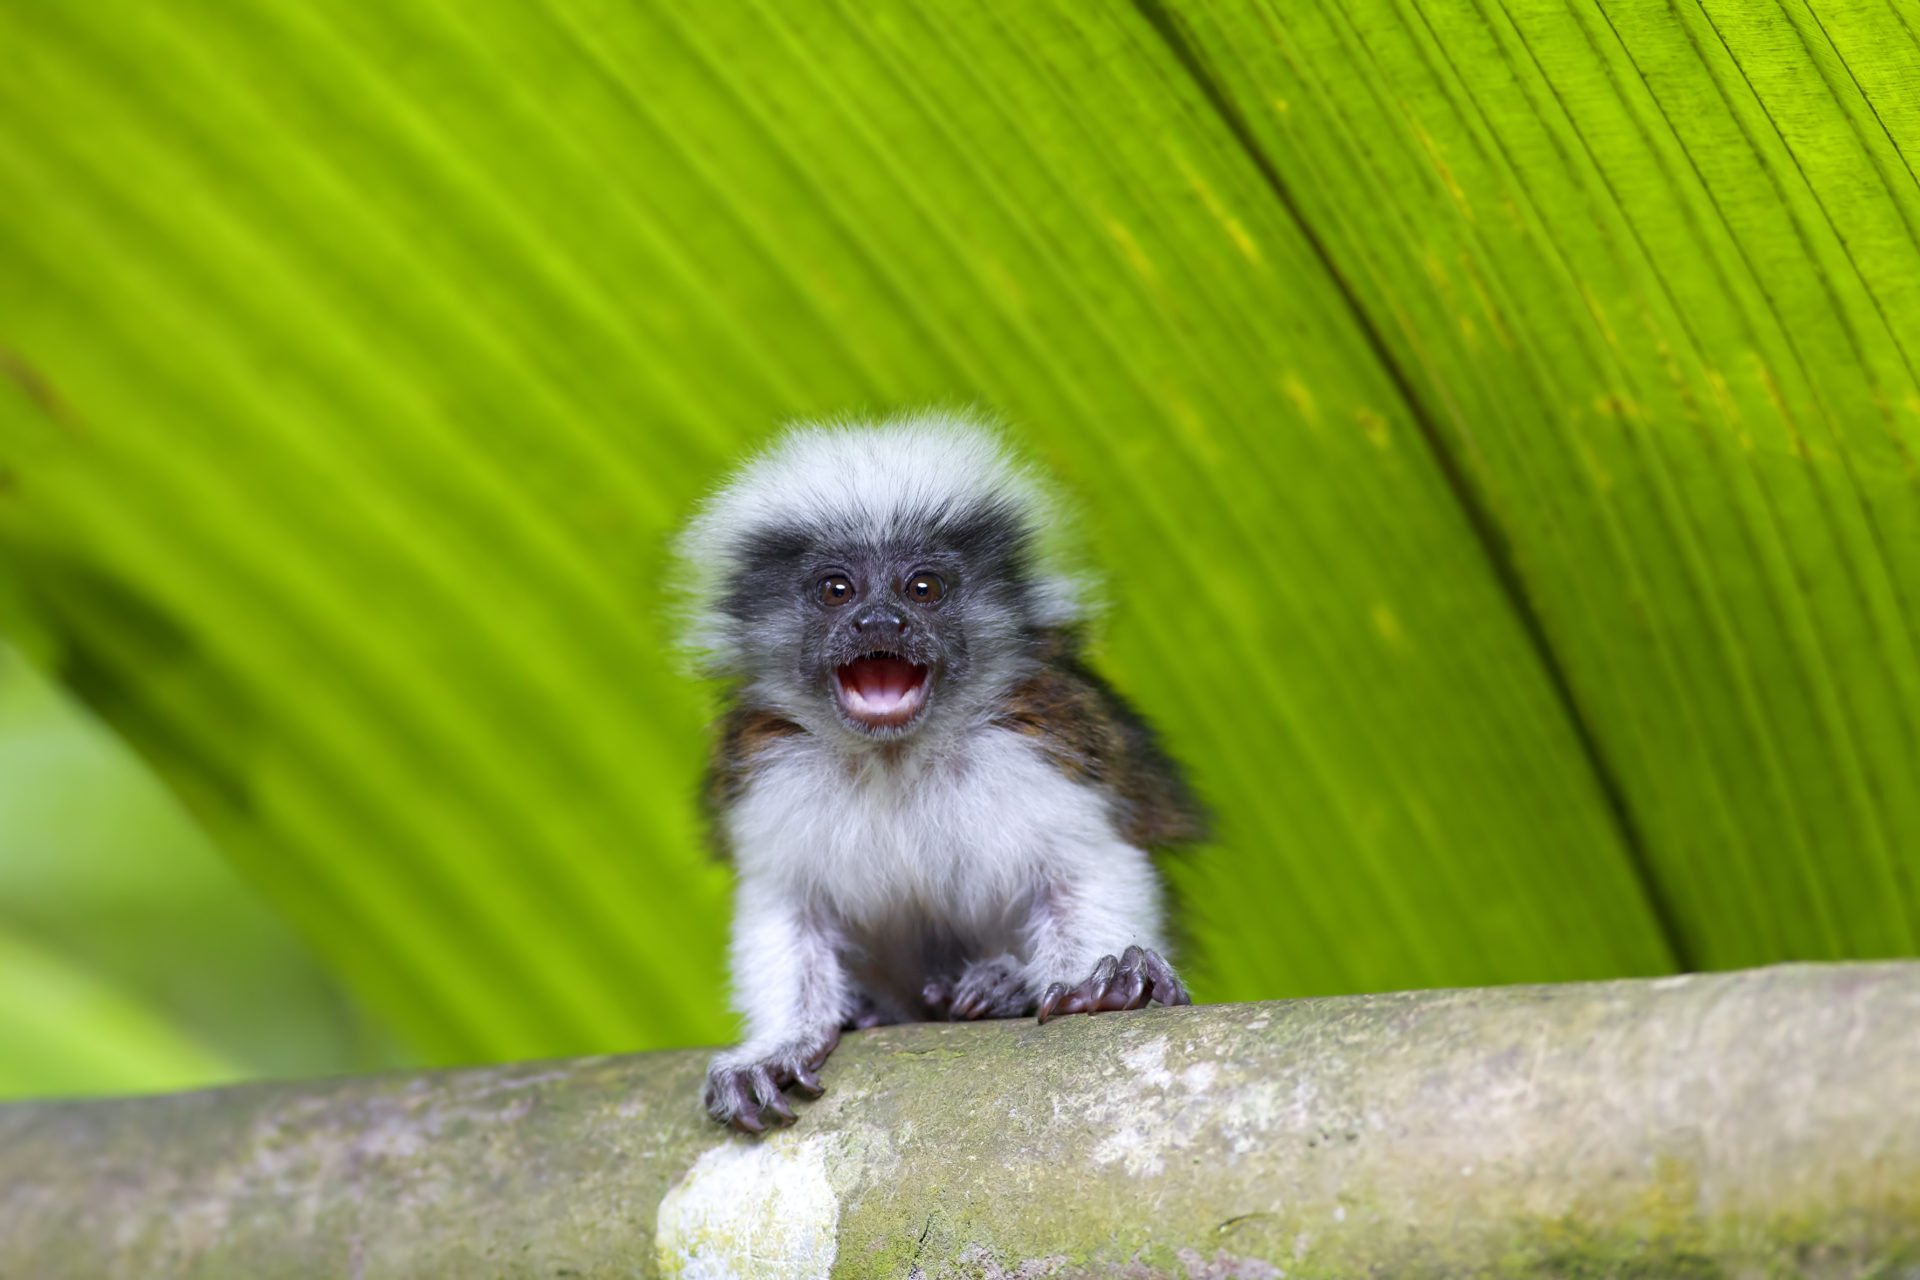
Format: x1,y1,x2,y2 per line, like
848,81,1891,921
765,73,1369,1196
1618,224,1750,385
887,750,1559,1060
704,705,805,858
993,633,1208,850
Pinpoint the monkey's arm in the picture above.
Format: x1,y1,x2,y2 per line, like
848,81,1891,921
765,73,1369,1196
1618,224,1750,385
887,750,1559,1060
1019,843,1189,1021
702,885,852,1133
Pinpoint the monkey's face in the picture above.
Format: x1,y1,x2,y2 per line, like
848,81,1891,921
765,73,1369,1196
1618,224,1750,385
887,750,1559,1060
722,506,1040,741
810,556,951,736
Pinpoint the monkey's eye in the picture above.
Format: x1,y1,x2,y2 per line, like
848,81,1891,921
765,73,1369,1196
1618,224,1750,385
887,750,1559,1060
906,572,946,605
817,574,855,607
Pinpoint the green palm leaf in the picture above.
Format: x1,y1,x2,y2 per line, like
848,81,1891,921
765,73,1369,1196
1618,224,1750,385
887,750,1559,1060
1157,0,1920,967
3,0,1910,1073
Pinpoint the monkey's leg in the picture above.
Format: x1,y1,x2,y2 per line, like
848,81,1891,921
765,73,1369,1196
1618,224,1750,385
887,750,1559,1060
703,894,852,1134
1036,944,1189,1022
924,955,1032,1021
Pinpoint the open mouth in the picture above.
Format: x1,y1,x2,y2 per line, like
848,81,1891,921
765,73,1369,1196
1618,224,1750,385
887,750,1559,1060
833,652,932,732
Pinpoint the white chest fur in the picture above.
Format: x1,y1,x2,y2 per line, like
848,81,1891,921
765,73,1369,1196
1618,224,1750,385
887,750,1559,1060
726,725,1119,930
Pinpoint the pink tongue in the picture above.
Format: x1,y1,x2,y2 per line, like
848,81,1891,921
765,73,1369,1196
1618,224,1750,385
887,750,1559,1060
848,656,920,710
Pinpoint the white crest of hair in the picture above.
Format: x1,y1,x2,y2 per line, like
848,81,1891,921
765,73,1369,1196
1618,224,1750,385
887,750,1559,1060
675,407,1087,672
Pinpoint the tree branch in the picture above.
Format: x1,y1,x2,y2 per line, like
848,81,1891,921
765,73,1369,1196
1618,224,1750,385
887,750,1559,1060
4,962,1918,1277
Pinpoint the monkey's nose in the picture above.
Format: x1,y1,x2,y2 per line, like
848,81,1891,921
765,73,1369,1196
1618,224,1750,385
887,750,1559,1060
851,605,909,636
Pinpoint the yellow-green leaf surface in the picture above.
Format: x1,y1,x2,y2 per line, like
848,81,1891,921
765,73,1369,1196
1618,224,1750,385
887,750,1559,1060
1155,0,1920,968
11,0,1902,1070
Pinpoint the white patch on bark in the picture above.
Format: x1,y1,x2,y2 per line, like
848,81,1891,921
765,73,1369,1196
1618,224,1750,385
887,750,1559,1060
1085,1036,1231,1178
655,1134,839,1280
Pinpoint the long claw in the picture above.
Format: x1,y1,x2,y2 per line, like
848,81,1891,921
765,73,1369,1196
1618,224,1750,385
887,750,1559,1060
1083,954,1120,1015
791,1065,823,1096
1106,946,1150,1011
718,1072,766,1134
726,1076,759,1126
1102,965,1147,1011
747,1065,796,1125
1142,950,1190,1006
808,1030,840,1068
1037,981,1069,1023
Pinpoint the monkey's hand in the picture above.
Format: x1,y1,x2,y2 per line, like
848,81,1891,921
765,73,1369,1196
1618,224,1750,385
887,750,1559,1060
1036,945,1190,1023
923,955,1032,1020
702,1031,839,1135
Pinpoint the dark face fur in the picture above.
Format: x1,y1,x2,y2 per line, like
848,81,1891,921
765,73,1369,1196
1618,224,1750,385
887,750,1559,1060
721,499,1042,739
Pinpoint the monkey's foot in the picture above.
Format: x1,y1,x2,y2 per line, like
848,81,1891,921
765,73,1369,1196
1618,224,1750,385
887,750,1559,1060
842,993,897,1032
923,956,1030,1021
1036,946,1190,1023
702,1031,839,1135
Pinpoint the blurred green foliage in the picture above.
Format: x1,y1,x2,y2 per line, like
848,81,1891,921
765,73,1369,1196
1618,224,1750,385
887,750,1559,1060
0,649,387,1093
3,0,1919,1097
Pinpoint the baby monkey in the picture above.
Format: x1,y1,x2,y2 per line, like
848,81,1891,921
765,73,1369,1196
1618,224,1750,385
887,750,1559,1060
679,411,1205,1132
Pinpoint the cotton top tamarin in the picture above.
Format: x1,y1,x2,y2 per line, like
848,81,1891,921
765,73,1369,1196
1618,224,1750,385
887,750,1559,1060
677,410,1205,1133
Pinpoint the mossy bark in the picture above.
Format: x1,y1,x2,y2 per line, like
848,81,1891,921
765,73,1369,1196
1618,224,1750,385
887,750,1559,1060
3,963,1918,1278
